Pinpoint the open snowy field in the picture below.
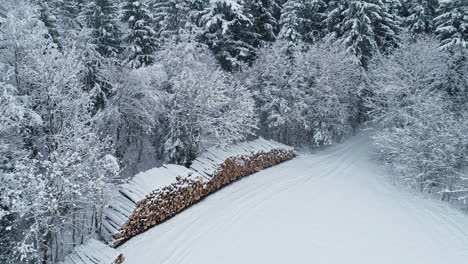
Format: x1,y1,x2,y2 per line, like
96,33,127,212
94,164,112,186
120,132,468,264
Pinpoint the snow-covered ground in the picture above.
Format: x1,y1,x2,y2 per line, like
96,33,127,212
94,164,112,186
120,132,468,264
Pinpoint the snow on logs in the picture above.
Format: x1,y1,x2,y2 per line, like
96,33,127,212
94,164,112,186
103,138,296,247
59,239,124,264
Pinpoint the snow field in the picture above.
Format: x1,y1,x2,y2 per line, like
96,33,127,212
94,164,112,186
121,133,468,264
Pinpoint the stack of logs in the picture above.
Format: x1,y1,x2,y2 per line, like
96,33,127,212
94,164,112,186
113,254,125,264
113,148,296,246
207,149,297,191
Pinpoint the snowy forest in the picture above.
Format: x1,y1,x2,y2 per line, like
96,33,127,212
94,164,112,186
0,0,467,263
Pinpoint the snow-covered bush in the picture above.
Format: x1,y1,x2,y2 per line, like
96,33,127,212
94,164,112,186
98,65,165,176
156,42,257,166
372,92,468,197
246,41,361,146
0,4,119,262
368,36,468,204
297,44,362,145
96,41,257,173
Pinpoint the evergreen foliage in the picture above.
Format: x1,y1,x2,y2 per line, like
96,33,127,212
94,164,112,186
200,0,260,71
326,0,400,68
122,0,158,68
435,0,468,49
405,0,439,34
82,0,122,58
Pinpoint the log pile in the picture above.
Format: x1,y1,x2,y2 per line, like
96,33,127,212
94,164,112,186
113,148,296,246
114,175,205,243
207,149,297,191
113,254,125,264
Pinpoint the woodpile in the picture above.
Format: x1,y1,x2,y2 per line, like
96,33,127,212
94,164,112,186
113,148,296,246
113,254,125,264
207,149,297,191
114,175,205,244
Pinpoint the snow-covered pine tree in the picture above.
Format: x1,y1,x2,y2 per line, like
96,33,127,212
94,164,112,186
121,0,158,68
383,0,404,31
384,0,402,15
246,0,280,43
79,0,122,112
279,0,328,45
188,0,210,30
53,0,86,33
440,47,468,104
200,0,260,71
150,0,192,43
435,0,468,50
326,0,400,68
37,1,61,47
82,0,122,58
278,0,304,44
302,0,328,43
30,0,87,46
404,0,439,34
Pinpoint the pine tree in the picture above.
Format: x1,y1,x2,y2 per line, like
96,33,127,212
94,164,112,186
189,0,210,29
121,0,158,68
200,0,260,71
246,0,280,43
150,0,192,43
279,0,305,44
54,0,86,31
279,0,328,45
82,0,122,58
326,0,400,68
435,0,468,50
37,1,61,47
384,0,402,15
30,0,87,45
436,44,468,106
0,4,6,24
404,0,439,34
302,0,328,43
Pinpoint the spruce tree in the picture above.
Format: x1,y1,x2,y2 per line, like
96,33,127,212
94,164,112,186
279,0,328,45
279,0,304,44
435,0,468,50
32,0,86,41
189,0,210,26
246,0,280,43
82,0,122,58
384,0,402,15
37,2,61,47
150,0,192,43
79,0,122,112
405,0,439,34
0,4,6,24
121,0,158,68
326,0,400,68
303,0,328,43
200,0,259,71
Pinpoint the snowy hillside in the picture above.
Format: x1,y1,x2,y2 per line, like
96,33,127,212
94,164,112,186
120,133,468,264
2,0,467,263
